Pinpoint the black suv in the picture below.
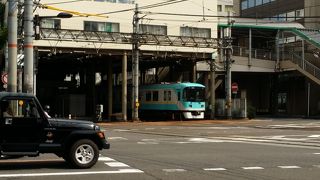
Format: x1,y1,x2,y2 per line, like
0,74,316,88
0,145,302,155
0,92,110,168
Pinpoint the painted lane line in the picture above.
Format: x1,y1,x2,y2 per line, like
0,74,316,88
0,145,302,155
308,135,320,138
0,169,144,178
105,162,130,167
162,169,186,172
113,129,131,132
313,153,320,155
278,166,301,169
242,167,264,170
108,137,128,140
98,157,116,162
313,165,320,168
203,168,227,171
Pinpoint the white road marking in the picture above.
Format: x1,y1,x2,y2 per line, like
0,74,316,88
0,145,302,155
278,166,301,169
105,162,130,167
313,165,320,168
161,128,170,130
108,137,128,140
242,167,264,170
98,157,115,162
113,129,131,132
313,153,320,155
308,135,320,138
188,138,225,143
203,168,227,171
0,169,144,178
145,128,155,130
162,169,186,172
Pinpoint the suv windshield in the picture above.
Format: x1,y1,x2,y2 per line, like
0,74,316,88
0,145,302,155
183,87,205,102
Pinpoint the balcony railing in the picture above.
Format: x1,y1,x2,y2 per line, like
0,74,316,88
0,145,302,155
232,46,274,61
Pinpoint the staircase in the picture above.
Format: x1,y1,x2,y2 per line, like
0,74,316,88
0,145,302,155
289,52,320,85
282,28,320,85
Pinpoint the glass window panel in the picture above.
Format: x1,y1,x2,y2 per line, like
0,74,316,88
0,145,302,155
248,0,255,8
139,24,167,35
225,5,233,12
41,19,61,29
256,0,262,6
180,27,211,38
153,91,158,101
241,0,248,10
84,21,119,32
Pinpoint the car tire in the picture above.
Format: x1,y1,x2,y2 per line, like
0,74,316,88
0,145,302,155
68,139,99,169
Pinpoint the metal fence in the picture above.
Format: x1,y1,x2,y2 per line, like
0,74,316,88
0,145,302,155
291,52,320,80
215,98,247,118
232,46,274,61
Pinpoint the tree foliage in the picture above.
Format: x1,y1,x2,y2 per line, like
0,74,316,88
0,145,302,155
0,2,7,49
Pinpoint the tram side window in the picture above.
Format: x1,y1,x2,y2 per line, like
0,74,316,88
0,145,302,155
146,91,151,102
178,92,181,101
163,90,171,101
153,91,158,101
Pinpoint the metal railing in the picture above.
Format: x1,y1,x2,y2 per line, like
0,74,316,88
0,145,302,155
232,46,274,61
291,52,320,80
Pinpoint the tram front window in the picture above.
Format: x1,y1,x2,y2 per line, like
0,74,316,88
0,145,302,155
183,87,205,102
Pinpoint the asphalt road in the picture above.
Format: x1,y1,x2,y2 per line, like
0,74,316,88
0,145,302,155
1,118,320,180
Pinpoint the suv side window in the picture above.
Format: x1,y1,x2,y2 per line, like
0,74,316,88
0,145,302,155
1,99,40,118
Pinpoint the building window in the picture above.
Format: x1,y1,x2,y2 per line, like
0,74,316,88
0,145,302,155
256,0,262,6
241,0,248,10
180,27,211,38
139,24,167,35
40,19,61,29
248,0,255,8
84,21,120,32
296,9,304,19
217,5,222,12
263,0,271,4
225,5,233,12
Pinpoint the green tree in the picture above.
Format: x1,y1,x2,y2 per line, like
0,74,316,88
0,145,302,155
0,2,7,49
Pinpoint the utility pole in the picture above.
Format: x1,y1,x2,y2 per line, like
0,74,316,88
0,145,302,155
132,4,140,121
225,12,233,119
210,58,215,119
23,0,34,94
7,0,18,92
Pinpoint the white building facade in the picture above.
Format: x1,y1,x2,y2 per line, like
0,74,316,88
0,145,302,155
35,0,218,53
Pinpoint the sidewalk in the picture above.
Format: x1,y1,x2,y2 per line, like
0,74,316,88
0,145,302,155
97,117,320,130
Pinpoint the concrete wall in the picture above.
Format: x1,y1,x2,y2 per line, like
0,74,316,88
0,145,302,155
304,0,320,29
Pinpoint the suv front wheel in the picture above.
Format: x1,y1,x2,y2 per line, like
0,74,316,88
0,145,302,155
68,139,99,168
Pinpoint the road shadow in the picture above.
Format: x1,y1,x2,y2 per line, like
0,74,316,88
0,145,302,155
0,158,73,170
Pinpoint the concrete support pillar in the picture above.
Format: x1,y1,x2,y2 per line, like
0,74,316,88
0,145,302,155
302,40,305,69
107,60,113,120
249,28,252,66
210,64,216,119
191,60,197,82
122,52,127,121
275,30,280,70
